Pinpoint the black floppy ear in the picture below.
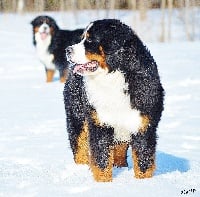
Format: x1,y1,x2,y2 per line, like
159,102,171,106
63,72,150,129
30,19,35,26
105,49,123,72
50,18,59,31
102,39,121,55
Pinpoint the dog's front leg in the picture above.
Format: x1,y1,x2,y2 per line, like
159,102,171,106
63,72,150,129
88,124,114,182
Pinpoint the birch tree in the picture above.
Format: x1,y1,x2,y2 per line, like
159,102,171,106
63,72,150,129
168,0,173,41
139,0,147,21
160,0,166,42
17,0,24,13
34,0,45,11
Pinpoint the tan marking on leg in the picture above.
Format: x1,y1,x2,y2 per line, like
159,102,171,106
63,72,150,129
90,148,114,182
91,110,101,126
60,69,68,83
74,121,89,165
46,69,55,82
139,115,150,133
60,76,66,83
113,142,129,167
132,150,155,179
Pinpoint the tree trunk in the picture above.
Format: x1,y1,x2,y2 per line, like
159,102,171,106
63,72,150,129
60,0,65,11
17,0,24,13
34,0,45,12
185,0,191,40
160,0,166,42
107,0,115,18
131,0,137,28
190,0,195,41
139,0,147,21
167,0,173,41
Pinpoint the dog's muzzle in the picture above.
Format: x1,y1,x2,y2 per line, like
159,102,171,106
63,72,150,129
66,46,76,67
66,46,73,61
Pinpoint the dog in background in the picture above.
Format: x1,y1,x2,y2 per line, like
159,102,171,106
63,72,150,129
31,15,83,82
64,19,164,182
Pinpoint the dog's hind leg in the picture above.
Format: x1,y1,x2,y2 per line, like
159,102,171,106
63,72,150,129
46,69,55,82
59,68,68,83
113,142,129,167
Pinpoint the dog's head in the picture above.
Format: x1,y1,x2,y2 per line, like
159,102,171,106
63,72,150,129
66,19,135,76
31,15,59,45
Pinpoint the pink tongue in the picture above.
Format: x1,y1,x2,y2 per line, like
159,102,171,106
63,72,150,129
73,64,85,74
40,33,48,40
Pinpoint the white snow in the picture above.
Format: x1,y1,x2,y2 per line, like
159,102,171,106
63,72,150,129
0,11,200,197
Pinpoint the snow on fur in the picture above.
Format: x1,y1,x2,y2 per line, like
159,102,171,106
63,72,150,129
0,11,199,196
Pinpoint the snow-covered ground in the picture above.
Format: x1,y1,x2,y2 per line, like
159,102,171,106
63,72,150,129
0,11,200,197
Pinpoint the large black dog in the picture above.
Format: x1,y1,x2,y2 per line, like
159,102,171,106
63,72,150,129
64,19,164,182
31,15,83,82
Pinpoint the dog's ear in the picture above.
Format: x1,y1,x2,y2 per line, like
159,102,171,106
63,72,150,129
105,49,123,72
101,26,131,55
101,39,121,55
51,21,59,31
30,16,39,26
30,19,35,26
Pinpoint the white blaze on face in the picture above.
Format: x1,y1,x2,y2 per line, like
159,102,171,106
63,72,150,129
70,23,94,64
35,23,51,43
35,23,51,47
34,23,55,70
69,40,88,64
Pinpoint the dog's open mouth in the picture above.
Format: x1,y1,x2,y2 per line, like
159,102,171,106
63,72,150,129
73,61,99,74
40,32,48,40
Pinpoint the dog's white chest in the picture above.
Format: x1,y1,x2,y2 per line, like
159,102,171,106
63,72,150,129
35,33,56,70
85,71,142,142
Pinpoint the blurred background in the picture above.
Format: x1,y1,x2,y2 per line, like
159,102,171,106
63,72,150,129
1,0,200,42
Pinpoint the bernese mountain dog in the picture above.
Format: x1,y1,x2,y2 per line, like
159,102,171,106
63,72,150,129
31,15,83,82
64,19,164,182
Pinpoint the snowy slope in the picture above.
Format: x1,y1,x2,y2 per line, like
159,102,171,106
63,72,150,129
0,12,200,197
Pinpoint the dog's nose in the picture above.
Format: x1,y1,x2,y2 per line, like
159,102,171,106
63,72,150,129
66,46,74,62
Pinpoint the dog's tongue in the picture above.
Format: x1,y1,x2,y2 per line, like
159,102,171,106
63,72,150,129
40,32,48,40
73,61,98,74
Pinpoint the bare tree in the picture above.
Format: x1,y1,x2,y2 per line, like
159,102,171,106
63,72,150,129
105,0,115,18
12,0,17,12
34,0,45,12
139,0,147,21
160,0,166,42
190,0,196,41
185,0,190,40
17,0,24,13
168,0,173,41
131,0,137,28
60,0,65,11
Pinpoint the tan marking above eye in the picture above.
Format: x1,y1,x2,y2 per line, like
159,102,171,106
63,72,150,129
86,33,90,38
34,27,39,33
81,32,89,40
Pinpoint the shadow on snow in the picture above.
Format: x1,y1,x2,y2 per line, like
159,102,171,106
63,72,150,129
113,150,189,178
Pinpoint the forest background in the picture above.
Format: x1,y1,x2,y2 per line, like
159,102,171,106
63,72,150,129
1,0,200,42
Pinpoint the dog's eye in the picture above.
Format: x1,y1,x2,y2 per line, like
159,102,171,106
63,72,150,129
86,37,92,43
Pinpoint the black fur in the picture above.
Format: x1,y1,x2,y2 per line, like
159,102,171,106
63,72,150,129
64,19,164,174
31,15,83,80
